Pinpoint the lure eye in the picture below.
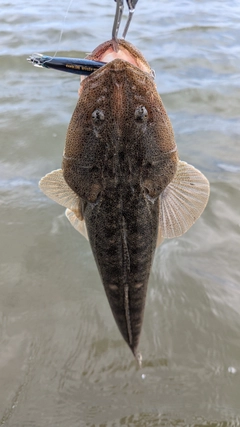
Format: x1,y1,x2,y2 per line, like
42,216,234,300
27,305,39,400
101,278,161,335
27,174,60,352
92,109,105,122
135,105,148,121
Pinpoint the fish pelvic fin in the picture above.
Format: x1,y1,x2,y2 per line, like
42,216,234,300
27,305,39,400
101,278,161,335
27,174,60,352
158,160,210,240
65,208,89,240
156,227,164,248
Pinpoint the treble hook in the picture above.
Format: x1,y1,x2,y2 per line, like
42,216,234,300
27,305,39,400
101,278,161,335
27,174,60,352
123,0,139,39
112,0,139,41
112,0,124,41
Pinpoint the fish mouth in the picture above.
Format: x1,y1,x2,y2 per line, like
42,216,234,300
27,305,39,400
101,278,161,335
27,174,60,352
79,38,154,93
86,39,152,74
99,46,144,70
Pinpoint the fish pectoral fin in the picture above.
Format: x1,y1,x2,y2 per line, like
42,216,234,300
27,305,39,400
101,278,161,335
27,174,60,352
156,227,164,248
65,208,89,241
159,160,210,239
39,168,81,216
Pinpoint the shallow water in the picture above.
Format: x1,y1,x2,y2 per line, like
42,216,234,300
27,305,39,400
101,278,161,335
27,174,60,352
1,1,240,426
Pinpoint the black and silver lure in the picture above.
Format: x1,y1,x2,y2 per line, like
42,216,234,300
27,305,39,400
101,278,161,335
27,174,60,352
27,54,105,76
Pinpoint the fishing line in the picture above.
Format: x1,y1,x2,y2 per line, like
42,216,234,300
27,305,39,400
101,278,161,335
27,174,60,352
43,0,75,65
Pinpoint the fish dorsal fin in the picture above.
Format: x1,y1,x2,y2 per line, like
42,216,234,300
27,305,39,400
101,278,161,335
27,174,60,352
39,169,80,215
65,208,89,241
159,160,210,239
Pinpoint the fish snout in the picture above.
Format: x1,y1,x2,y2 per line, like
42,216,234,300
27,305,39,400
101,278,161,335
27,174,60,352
106,57,131,72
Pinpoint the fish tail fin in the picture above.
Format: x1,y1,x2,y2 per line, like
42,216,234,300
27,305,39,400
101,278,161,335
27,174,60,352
131,347,142,368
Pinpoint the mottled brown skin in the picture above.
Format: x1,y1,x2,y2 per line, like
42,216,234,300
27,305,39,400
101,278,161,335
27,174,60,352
62,40,178,358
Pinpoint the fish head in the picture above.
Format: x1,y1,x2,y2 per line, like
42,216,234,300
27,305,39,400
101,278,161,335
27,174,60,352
63,39,178,204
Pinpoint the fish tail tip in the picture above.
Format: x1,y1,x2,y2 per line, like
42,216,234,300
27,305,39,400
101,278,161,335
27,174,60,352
132,348,142,368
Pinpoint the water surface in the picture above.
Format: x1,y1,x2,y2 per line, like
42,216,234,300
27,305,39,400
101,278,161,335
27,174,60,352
1,1,240,426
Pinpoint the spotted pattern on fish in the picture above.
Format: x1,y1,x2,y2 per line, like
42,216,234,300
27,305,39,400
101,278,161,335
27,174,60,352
39,39,210,363
62,42,178,357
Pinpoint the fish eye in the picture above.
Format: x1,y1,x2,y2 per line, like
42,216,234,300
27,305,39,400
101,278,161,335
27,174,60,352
90,166,99,174
135,105,148,121
92,109,105,122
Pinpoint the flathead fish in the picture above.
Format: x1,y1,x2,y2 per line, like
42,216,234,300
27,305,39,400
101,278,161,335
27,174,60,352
39,39,210,364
